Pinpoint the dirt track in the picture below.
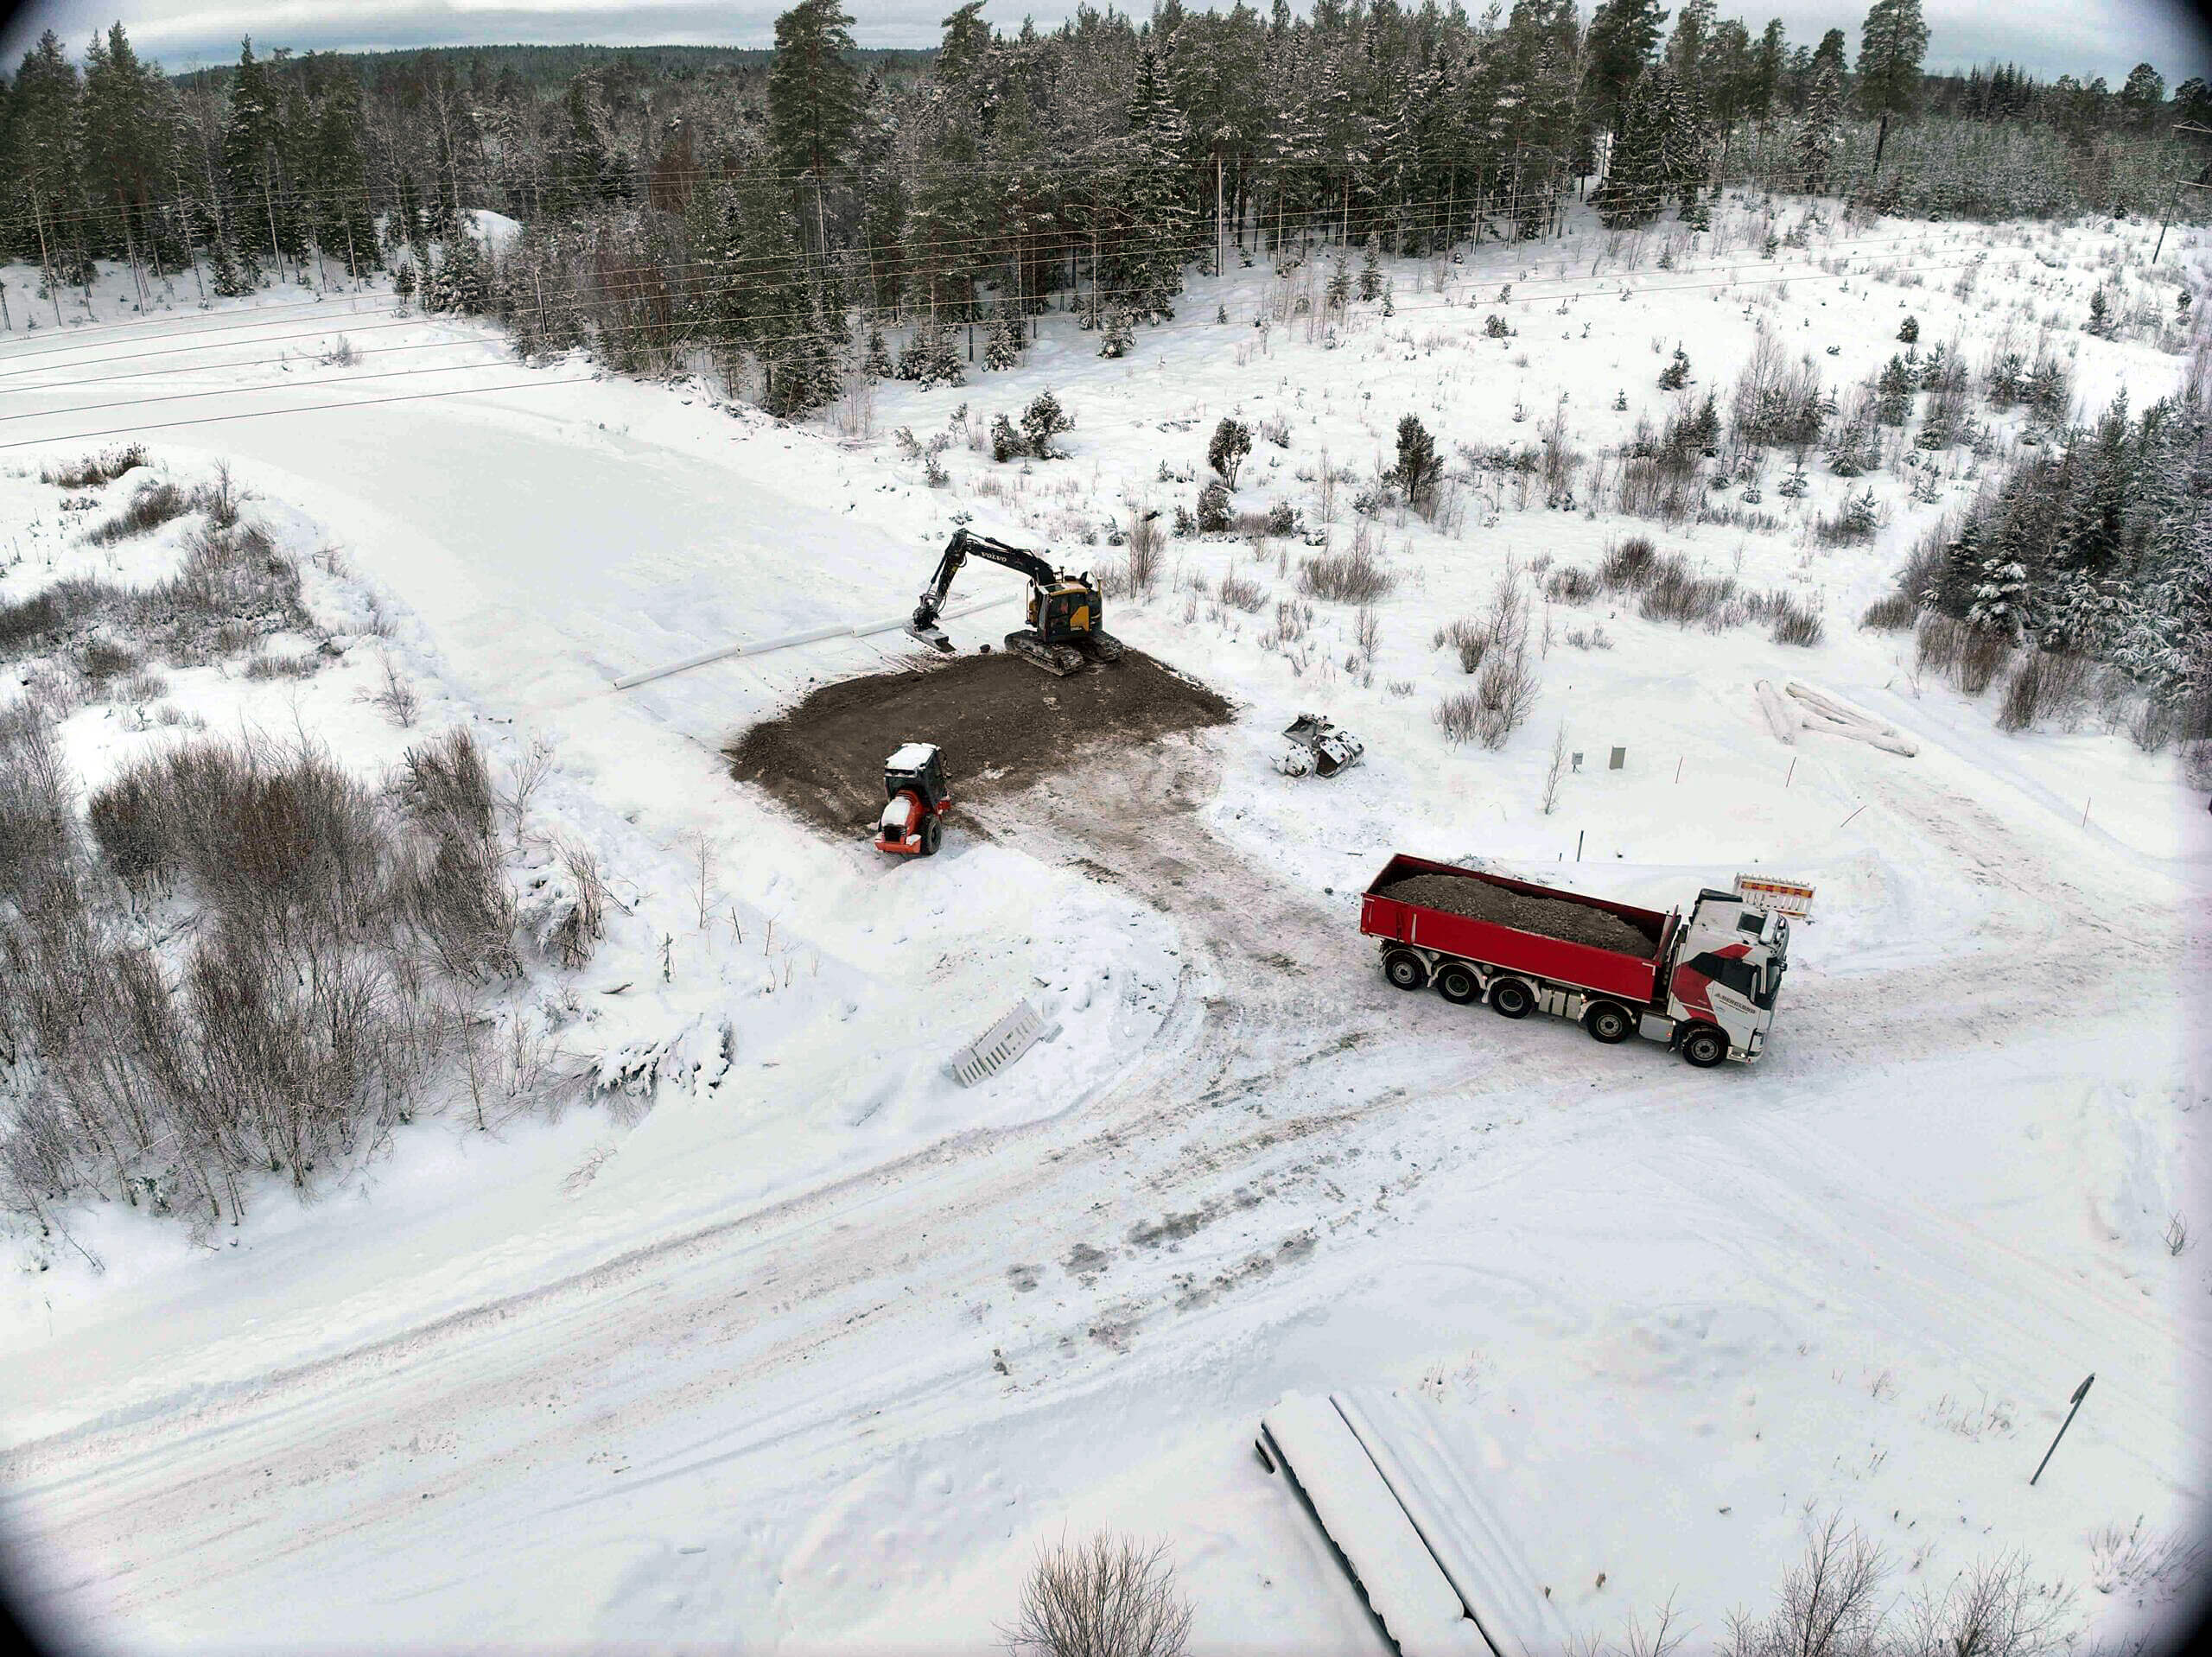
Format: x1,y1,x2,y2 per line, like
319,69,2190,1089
724,649,1233,833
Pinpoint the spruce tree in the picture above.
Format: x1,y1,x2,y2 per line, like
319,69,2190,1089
766,0,860,251
1855,0,1929,181
1796,60,1845,193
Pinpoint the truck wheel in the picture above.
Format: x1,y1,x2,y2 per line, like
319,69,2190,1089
1382,950,1427,992
1434,963,1481,1005
1586,1001,1634,1044
919,817,943,857
1679,1025,1728,1068
1489,978,1535,1019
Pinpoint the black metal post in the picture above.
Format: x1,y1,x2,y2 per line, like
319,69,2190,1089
2030,1374,2094,1486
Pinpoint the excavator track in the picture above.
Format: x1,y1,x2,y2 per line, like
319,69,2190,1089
1005,630,1085,676
1080,630,1128,663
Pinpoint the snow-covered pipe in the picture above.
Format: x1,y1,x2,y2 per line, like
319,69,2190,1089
612,594,1019,691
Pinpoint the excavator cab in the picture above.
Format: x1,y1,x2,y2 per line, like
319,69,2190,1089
1031,578,1102,645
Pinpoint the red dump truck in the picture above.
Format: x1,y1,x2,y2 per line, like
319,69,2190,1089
1359,854,1789,1066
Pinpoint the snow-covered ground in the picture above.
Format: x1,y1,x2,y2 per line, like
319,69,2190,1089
2,197,2208,1654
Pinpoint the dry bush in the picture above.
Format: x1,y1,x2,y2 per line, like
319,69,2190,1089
1433,617,1487,675
1434,689,1483,743
1126,509,1165,596
365,651,420,727
1916,613,1967,676
1547,564,1600,604
79,639,138,684
546,836,607,969
0,593,63,658
1600,536,1661,590
1473,645,1541,748
1217,566,1266,612
2088,1516,2207,1602
0,705,79,918
1719,1516,1888,1657
1299,523,1392,603
1999,650,2093,731
1896,1554,2074,1657
1769,595,1825,648
1959,628,2012,695
244,651,320,681
86,479,194,547
1004,1533,1192,1657
1639,557,1737,626
41,444,147,489
1861,592,1917,630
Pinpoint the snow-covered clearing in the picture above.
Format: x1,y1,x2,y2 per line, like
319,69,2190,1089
2,197,2208,1654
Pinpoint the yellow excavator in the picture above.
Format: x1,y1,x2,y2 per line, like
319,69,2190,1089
905,528,1124,676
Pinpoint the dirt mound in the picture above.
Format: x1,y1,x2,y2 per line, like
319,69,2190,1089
727,650,1233,835
1378,872,1660,957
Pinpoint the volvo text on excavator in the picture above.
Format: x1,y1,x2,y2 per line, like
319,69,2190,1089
905,528,1125,676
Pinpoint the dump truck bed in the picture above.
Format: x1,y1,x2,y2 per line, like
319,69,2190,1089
1360,854,1673,1006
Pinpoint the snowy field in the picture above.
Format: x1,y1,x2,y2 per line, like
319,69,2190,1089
1,195,2209,1653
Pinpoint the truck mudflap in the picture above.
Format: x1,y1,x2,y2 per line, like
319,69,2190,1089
1256,1390,1571,1657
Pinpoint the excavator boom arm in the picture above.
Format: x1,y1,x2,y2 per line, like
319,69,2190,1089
912,529,1064,632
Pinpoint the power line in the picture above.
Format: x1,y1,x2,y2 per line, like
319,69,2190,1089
0,205,1980,382
1,244,1995,443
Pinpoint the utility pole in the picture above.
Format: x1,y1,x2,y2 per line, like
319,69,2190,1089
32,200,63,326
1217,148,1227,279
2152,123,2212,263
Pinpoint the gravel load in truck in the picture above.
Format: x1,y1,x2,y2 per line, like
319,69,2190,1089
1374,872,1660,958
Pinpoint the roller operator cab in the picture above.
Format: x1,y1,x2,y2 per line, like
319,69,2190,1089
874,743,952,858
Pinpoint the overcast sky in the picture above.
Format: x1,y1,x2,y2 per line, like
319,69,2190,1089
2,0,2205,86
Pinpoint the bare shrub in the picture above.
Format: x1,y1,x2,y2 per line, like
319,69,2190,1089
1217,565,1265,612
1600,535,1660,590
2088,1516,2205,1603
244,651,319,681
1473,645,1541,749
0,705,79,915
1541,721,1568,814
0,593,63,657
1434,689,1483,744
1433,617,1486,675
1126,509,1164,596
1861,592,1917,630
1299,524,1392,603
365,651,420,727
1639,557,1736,626
41,444,147,489
79,639,138,684
1959,628,2011,695
87,479,193,546
1719,1516,1887,1657
1814,489,1882,547
548,836,607,968
1005,1533,1192,1657
1770,595,1825,648
1547,564,1600,604
1896,1553,2074,1657
1916,613,1967,676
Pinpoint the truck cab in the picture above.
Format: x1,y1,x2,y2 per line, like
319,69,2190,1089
1662,891,1789,1062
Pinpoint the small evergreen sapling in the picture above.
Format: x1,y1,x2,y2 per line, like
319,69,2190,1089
983,312,1021,371
1358,236,1384,302
1196,478,1232,533
1020,391,1073,458
1897,314,1919,343
1394,414,1441,511
863,327,893,378
1658,346,1691,390
2086,288,2112,338
1098,306,1135,359
1208,416,1252,486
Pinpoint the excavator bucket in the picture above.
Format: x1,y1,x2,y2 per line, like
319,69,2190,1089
906,618,955,653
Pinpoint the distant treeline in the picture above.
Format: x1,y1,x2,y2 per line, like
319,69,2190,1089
2,0,2206,419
